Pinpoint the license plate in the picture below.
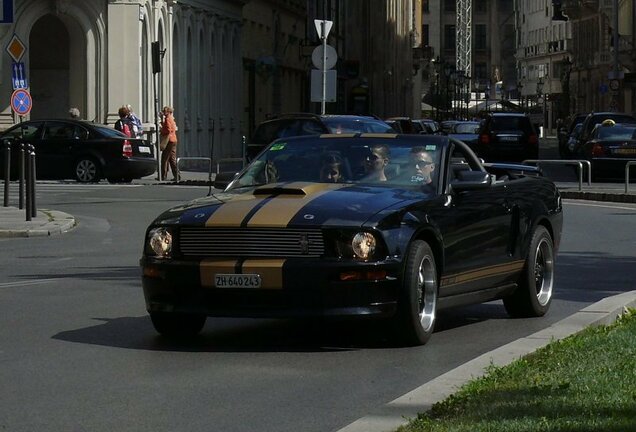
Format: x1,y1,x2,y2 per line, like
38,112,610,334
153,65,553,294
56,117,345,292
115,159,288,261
499,136,518,142
613,148,636,155
139,146,151,154
214,273,261,288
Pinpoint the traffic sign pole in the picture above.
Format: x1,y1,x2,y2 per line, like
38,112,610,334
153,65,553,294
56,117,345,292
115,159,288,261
321,22,327,115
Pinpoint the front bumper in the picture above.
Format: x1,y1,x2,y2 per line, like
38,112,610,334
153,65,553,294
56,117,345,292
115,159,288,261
141,256,402,319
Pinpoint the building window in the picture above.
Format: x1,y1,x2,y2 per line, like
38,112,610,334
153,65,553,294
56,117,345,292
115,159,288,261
423,0,430,13
475,24,487,50
422,24,429,47
444,0,456,13
475,0,487,13
444,25,456,51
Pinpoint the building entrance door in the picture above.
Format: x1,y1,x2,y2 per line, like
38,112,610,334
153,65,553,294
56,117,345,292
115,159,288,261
29,14,70,119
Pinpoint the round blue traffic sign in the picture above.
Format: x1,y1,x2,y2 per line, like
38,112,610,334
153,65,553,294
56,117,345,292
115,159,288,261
11,88,32,116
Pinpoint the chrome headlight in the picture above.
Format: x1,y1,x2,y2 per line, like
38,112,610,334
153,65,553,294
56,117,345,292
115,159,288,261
352,232,376,260
147,227,173,258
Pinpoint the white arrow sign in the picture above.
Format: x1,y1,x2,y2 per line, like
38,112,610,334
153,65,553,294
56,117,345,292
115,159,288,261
314,19,333,40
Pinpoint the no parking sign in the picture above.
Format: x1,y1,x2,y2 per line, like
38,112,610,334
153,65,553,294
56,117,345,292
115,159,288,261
11,88,31,116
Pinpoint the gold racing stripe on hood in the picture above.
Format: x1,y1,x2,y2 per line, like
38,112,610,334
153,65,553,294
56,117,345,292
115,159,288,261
242,259,286,289
205,194,270,227
247,182,345,227
440,260,525,288
200,259,238,287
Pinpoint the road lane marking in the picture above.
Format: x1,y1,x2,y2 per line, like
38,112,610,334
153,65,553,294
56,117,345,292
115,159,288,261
0,278,59,288
564,200,636,211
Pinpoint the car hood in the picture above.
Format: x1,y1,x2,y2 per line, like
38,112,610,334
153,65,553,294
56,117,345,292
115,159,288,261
155,182,425,228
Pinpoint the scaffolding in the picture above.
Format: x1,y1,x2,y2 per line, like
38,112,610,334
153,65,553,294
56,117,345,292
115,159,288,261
456,0,472,80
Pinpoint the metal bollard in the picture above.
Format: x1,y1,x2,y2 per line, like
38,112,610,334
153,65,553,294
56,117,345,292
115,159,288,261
29,145,36,218
19,142,25,209
3,139,10,207
25,144,31,221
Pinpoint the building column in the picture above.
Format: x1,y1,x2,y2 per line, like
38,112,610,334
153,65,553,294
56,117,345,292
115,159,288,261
106,1,143,125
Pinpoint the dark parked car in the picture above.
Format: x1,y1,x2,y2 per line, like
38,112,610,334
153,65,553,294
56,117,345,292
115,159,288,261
0,119,156,183
576,112,636,152
476,112,539,163
247,113,393,160
558,113,586,158
575,122,636,180
447,121,480,151
412,118,441,134
141,133,562,346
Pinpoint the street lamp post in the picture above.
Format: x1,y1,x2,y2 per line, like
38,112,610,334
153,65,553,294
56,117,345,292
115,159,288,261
517,81,524,113
537,77,545,136
561,57,572,121
485,82,491,114
443,63,453,120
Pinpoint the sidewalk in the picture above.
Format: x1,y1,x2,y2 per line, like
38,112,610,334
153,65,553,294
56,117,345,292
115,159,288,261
0,205,76,237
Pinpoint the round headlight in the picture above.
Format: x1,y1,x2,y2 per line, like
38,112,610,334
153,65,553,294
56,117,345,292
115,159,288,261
352,232,376,260
148,227,173,258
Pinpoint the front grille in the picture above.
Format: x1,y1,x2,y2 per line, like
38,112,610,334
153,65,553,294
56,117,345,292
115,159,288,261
179,227,325,257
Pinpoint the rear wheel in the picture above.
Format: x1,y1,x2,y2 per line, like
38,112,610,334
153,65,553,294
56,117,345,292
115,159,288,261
150,312,206,338
75,157,101,183
504,225,554,317
392,240,438,346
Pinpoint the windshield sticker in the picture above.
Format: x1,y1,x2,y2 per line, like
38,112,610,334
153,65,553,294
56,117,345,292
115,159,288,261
270,143,286,151
425,145,437,151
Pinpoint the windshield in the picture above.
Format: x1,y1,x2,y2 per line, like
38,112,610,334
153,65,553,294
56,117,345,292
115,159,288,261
94,125,128,138
229,136,442,191
594,126,636,140
453,123,480,134
321,117,394,134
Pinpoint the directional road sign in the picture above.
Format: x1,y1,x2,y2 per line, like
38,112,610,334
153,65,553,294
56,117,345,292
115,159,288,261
11,62,27,90
0,0,14,24
11,88,32,116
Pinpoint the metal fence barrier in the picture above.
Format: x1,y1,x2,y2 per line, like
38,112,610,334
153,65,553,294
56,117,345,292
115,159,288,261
175,157,211,182
522,159,591,192
216,157,245,174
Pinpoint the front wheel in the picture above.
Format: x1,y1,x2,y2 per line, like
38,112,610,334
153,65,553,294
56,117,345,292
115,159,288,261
149,312,206,338
504,225,554,317
392,240,438,346
75,157,101,183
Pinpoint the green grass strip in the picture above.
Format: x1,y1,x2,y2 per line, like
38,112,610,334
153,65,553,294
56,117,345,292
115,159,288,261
398,308,636,432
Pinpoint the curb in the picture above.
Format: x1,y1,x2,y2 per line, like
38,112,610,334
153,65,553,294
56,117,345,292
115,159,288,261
0,209,76,238
336,290,636,432
559,190,636,203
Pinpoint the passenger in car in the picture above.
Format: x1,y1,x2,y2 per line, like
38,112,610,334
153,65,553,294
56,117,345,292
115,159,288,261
319,153,346,183
408,146,436,193
362,143,390,182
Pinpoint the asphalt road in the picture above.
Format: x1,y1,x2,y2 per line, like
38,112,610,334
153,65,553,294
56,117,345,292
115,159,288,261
1,181,635,432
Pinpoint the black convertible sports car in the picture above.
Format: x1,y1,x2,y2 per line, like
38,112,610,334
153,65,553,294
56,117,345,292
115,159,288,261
141,133,562,345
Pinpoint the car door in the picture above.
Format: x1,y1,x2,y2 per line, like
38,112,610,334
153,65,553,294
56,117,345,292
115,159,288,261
36,121,79,179
437,141,515,297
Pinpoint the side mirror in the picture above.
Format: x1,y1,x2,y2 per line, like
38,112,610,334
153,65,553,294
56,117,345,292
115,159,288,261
213,172,238,190
450,170,492,191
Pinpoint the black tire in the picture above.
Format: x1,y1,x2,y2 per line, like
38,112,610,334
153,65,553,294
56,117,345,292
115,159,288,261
75,157,101,183
150,312,206,338
392,240,438,346
504,225,554,318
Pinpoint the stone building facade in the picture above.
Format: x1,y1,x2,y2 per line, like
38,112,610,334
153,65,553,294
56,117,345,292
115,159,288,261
562,0,635,116
2,0,246,163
